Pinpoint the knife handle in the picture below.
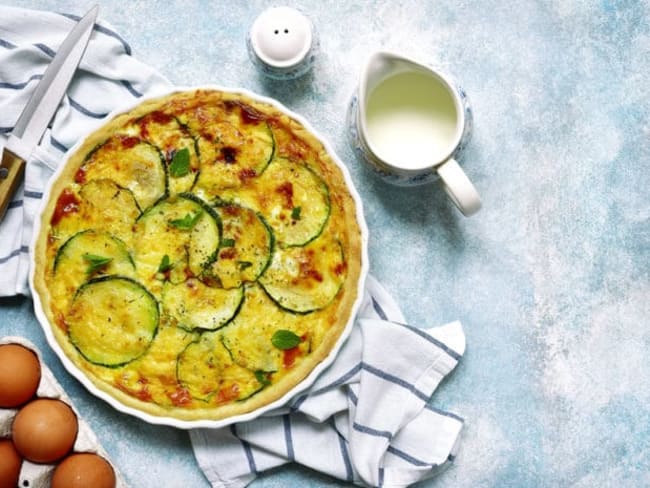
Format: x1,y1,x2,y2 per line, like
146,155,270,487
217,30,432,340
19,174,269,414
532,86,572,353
0,149,26,221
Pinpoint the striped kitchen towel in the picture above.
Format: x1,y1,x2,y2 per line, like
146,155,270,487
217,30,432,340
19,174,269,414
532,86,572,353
191,275,465,488
0,5,170,296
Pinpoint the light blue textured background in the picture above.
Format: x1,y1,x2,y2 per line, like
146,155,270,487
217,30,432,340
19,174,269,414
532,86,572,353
3,1,650,487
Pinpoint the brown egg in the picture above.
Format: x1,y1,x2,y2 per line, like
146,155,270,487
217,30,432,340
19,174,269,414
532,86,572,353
51,453,116,488
0,438,22,488
0,343,41,408
12,398,78,463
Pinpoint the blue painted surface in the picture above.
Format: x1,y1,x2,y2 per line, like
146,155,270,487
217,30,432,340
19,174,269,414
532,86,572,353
3,1,649,486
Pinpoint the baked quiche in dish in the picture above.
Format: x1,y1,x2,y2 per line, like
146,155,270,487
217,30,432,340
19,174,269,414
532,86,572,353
31,87,366,426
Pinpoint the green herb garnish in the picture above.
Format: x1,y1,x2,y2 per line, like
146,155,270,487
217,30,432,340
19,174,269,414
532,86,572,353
254,370,271,386
237,260,253,270
169,210,203,230
83,253,113,275
169,147,190,177
221,238,236,248
157,254,172,273
291,206,302,220
271,330,301,350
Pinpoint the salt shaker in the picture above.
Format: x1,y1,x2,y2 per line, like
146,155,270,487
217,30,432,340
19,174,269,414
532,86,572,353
247,6,317,80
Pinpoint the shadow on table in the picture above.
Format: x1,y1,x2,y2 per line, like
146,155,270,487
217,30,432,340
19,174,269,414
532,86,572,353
358,160,468,250
0,295,26,307
255,70,316,107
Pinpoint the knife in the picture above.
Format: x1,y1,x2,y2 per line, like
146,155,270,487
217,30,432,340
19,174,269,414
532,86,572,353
0,5,99,221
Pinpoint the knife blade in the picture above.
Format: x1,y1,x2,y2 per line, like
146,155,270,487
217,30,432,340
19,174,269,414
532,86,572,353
0,5,99,221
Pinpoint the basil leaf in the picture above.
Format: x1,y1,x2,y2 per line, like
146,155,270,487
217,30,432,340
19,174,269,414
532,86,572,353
83,253,113,275
169,147,190,177
254,370,271,386
221,238,235,248
291,206,302,220
237,260,252,270
169,210,203,230
157,254,172,273
271,330,301,350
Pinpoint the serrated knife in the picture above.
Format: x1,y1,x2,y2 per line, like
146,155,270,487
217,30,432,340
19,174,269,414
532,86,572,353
0,5,99,221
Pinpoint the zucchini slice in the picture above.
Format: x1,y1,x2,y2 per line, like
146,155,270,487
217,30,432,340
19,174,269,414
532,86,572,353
133,195,220,289
51,230,135,314
81,135,167,209
113,322,197,404
180,103,275,195
221,157,330,247
162,279,244,331
258,235,346,313
206,203,274,289
221,284,310,372
67,276,159,367
53,229,134,276
50,180,141,246
176,332,264,402
182,193,223,277
134,112,200,195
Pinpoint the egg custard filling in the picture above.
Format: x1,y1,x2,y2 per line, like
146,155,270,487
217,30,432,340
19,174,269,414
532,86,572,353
33,89,363,421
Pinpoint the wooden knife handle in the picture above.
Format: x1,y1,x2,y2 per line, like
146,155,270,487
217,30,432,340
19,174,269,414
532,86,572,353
0,149,26,221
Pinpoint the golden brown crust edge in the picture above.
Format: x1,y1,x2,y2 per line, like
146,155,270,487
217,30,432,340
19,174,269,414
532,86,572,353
33,87,363,422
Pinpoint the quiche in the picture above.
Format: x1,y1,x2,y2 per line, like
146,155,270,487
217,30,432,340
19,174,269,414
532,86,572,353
32,88,364,422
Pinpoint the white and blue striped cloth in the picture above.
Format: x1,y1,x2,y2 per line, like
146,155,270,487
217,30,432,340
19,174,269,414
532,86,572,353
191,275,466,488
0,6,169,296
0,7,466,487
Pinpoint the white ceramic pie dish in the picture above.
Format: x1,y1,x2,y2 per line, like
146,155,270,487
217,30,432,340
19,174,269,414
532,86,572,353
29,84,368,429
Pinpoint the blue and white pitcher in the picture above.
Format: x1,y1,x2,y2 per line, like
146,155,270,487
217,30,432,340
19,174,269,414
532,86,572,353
348,51,481,216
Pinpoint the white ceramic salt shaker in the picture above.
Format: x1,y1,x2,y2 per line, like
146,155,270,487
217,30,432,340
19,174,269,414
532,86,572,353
247,6,317,80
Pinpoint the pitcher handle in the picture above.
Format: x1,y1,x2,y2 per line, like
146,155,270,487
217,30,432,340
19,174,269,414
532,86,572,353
437,158,482,216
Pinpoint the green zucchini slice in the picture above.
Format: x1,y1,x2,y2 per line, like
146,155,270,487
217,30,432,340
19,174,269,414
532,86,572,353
54,229,134,278
206,203,274,289
50,180,140,247
67,276,159,367
176,332,266,402
113,322,198,404
221,157,330,247
258,235,346,313
182,193,223,277
79,179,141,229
51,230,135,314
134,112,200,194
133,195,220,288
180,104,275,195
221,284,309,372
81,135,167,209
162,279,244,331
